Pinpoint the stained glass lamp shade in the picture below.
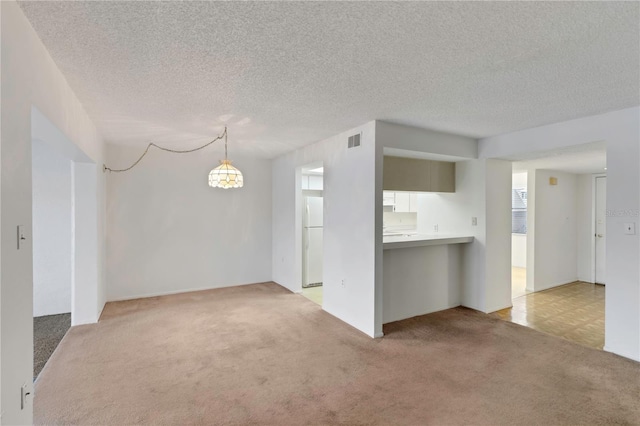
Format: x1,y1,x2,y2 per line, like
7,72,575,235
208,127,243,189
208,159,243,189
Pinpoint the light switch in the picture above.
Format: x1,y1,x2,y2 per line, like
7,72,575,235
624,222,636,235
17,225,26,250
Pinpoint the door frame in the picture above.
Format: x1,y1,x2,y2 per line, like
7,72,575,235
591,173,607,284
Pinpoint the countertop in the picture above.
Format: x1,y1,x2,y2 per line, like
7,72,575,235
383,233,474,250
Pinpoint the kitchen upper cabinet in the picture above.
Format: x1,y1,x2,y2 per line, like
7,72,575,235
383,156,455,193
383,191,418,212
394,192,411,212
429,160,455,193
383,191,395,206
409,193,418,212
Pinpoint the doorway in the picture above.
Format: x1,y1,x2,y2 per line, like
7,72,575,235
300,163,324,305
31,107,100,379
32,140,73,379
511,171,528,299
497,142,608,349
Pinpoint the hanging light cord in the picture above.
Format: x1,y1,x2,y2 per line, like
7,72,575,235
103,127,228,173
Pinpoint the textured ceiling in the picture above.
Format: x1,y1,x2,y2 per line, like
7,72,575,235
19,1,640,158
511,141,606,174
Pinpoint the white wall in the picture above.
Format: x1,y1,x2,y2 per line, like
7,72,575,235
511,235,527,268
481,159,514,312
480,107,640,361
32,141,72,317
1,2,106,422
411,159,512,314
272,122,378,337
377,121,478,159
106,145,272,301
530,170,578,292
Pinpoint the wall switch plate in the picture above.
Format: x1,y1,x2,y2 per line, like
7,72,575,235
471,217,478,226
17,225,26,250
624,222,636,235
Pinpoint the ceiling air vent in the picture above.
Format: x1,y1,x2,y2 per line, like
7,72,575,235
348,133,361,148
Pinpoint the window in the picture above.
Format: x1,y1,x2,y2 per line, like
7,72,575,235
512,188,527,234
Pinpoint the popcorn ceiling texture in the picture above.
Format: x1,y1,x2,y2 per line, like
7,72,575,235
18,1,640,158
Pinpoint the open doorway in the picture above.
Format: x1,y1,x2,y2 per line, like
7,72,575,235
511,171,528,299
31,108,100,379
300,163,324,305
32,140,73,379
495,142,607,349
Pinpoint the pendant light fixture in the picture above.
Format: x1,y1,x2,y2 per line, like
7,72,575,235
208,126,244,189
103,126,243,190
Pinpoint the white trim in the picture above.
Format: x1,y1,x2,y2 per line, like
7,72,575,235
107,281,272,303
592,173,606,284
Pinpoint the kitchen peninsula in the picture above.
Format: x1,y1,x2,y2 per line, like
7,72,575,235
382,233,474,324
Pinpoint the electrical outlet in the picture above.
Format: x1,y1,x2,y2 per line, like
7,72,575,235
434,224,439,232
471,217,478,226
341,279,345,288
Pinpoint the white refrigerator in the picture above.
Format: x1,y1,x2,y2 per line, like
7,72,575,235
303,196,323,288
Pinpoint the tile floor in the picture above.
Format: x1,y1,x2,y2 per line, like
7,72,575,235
301,286,323,305
511,267,529,299
493,281,605,350
301,273,604,350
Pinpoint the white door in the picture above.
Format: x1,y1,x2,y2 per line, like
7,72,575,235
595,176,606,284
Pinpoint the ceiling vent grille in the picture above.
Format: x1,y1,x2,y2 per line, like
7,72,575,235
348,133,361,148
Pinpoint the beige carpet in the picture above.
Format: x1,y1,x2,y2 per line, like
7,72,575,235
35,283,640,425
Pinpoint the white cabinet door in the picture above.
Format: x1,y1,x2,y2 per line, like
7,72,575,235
394,192,411,212
383,191,395,206
409,193,418,212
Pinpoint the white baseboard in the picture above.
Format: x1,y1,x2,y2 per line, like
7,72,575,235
107,280,272,302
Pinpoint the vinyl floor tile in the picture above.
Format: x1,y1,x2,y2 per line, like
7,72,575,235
494,281,604,350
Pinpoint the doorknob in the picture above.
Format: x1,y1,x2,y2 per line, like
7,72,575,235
597,234,604,238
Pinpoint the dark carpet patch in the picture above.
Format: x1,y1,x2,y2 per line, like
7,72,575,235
34,313,71,379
